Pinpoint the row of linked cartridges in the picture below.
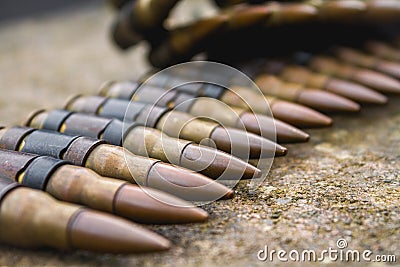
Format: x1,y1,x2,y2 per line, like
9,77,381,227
110,0,400,67
0,0,400,255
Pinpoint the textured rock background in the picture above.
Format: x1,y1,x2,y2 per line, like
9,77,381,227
0,2,399,266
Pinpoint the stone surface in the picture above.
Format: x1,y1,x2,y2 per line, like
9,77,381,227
0,3,399,267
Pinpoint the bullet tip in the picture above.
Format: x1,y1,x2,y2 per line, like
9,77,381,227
274,118,311,143
70,209,171,253
253,168,263,178
221,189,235,200
276,145,288,157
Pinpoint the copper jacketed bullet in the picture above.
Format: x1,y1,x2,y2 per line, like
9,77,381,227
100,81,310,143
64,95,287,159
365,40,400,61
276,64,388,104
25,110,235,200
254,74,360,112
0,136,209,224
265,94,333,128
334,46,400,79
309,55,400,94
0,176,170,253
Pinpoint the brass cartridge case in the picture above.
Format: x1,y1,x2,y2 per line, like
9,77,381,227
0,182,79,249
156,110,219,144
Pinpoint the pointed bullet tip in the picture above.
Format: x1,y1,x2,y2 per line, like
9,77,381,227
324,117,334,126
342,98,361,112
70,209,171,253
158,239,172,251
221,189,235,199
376,94,389,104
274,119,310,143
297,90,361,112
240,112,309,143
148,163,234,202
197,209,210,221
114,185,210,224
253,167,262,178
271,100,334,128
276,145,288,157
303,133,311,142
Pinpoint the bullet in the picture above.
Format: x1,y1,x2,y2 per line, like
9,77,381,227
112,0,179,48
334,46,400,79
254,74,360,112
240,111,310,143
309,55,400,94
365,40,400,61
65,96,286,159
0,130,209,224
277,64,388,104
0,176,170,253
100,81,310,143
141,72,332,128
149,16,228,68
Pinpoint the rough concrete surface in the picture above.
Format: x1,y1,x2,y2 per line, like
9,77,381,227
0,3,399,267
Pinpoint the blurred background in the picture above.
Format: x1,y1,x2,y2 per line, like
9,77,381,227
0,0,151,126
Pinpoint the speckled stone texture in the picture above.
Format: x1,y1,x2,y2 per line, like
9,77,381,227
0,3,399,267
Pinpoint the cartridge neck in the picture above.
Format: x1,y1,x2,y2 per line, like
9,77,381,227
25,110,48,129
99,81,140,99
0,176,21,203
